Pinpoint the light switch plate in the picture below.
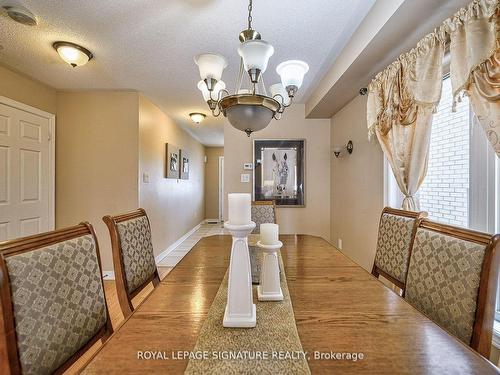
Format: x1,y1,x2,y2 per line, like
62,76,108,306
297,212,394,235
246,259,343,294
241,173,250,183
243,163,253,170
142,172,150,183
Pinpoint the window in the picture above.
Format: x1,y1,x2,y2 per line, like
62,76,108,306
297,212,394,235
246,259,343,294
418,77,469,227
384,76,499,233
383,76,500,330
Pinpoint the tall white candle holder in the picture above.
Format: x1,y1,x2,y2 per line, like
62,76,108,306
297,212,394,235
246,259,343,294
257,240,284,301
223,221,256,328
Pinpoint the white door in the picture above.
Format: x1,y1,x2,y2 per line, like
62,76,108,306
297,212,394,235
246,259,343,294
0,98,55,241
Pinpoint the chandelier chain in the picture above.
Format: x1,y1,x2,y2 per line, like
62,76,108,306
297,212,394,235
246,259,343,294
248,0,253,29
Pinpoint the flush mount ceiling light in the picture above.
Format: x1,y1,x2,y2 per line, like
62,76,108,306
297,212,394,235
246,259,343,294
194,0,309,136
52,41,93,67
3,6,37,26
189,112,206,124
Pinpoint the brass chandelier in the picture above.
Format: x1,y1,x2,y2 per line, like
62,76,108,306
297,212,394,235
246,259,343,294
194,0,309,136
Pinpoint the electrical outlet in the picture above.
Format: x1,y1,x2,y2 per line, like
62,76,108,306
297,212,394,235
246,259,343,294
337,238,343,250
241,173,250,183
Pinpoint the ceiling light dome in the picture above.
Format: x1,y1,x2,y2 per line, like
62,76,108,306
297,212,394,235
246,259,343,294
3,6,37,26
219,95,280,136
53,41,93,67
189,112,206,124
193,0,309,136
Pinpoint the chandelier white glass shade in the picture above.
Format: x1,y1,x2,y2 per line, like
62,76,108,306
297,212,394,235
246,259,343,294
269,83,291,106
197,80,226,102
194,0,309,136
276,60,309,97
194,53,228,82
238,40,274,80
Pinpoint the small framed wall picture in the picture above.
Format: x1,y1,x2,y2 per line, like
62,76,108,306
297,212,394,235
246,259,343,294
165,143,181,179
180,149,190,180
253,139,305,207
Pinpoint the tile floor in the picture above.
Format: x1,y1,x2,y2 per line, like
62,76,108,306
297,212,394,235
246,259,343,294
157,222,228,267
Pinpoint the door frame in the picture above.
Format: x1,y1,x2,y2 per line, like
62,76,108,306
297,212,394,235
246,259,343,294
0,96,56,231
218,156,224,222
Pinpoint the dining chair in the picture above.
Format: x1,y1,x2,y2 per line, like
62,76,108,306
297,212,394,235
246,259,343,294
0,223,113,375
103,208,160,319
251,200,277,233
405,219,500,358
371,207,426,295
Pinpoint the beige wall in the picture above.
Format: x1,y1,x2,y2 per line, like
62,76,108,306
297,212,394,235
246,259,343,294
205,147,224,220
56,91,140,271
0,64,57,114
330,95,384,270
224,104,331,241
139,95,205,260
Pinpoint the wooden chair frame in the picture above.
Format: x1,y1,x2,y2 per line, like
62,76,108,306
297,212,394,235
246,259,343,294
251,200,277,224
103,208,160,319
0,223,113,375
371,207,427,295
410,219,500,358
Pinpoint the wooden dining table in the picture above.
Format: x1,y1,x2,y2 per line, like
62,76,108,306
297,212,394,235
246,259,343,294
81,235,499,374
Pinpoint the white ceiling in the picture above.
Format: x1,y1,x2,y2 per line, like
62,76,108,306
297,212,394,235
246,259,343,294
0,0,375,146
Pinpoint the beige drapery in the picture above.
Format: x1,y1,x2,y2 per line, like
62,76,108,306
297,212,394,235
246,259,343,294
367,33,446,210
444,0,500,156
368,0,500,211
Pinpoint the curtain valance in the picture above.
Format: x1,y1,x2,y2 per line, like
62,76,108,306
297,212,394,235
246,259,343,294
367,0,499,211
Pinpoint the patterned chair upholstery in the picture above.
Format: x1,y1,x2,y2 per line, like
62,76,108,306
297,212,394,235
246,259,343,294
0,223,112,375
372,208,425,293
103,208,160,318
251,201,276,234
116,216,157,294
405,220,500,357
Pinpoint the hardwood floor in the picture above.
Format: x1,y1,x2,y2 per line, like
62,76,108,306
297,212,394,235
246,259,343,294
64,266,172,374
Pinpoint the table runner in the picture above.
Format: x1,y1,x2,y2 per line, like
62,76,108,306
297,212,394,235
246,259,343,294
184,253,310,374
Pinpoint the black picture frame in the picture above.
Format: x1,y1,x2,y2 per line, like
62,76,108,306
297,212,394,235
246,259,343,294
253,139,305,207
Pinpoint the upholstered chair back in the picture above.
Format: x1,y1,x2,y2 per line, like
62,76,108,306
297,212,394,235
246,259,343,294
372,207,426,293
103,208,160,318
405,220,500,357
0,223,112,375
251,201,277,234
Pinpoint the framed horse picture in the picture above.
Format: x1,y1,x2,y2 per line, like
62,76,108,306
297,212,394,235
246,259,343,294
165,143,181,179
253,139,305,207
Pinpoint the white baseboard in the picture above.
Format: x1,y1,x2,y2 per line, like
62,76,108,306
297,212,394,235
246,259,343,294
154,220,204,264
102,220,205,280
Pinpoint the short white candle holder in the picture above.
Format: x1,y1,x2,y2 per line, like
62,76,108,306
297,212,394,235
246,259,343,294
223,221,256,328
256,240,284,301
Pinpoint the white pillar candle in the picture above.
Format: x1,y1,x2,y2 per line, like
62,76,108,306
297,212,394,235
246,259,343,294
260,223,279,245
228,193,251,225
